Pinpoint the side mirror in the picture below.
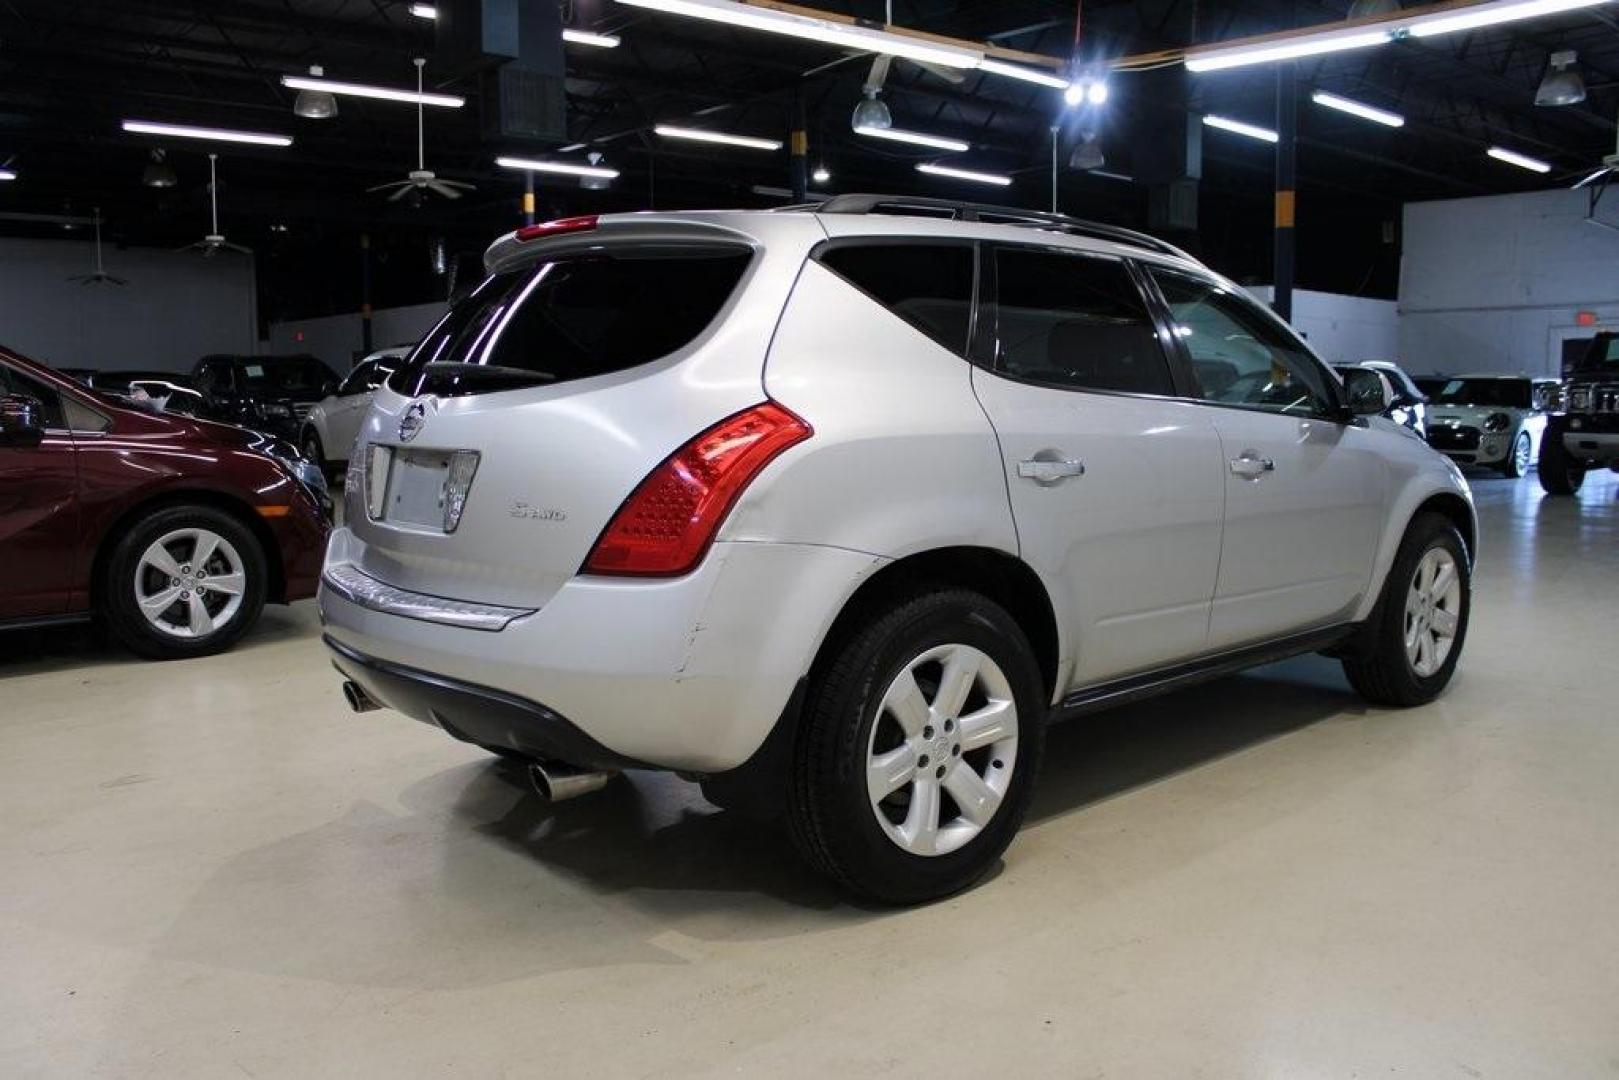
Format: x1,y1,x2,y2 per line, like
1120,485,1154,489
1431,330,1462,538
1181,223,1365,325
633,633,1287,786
1343,368,1394,418
0,394,45,448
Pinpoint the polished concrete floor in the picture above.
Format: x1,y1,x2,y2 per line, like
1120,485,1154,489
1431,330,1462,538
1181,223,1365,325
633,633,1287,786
4,471,1618,1078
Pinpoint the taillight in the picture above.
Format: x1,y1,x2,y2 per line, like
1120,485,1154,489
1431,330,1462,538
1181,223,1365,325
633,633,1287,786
583,402,812,577
515,215,599,242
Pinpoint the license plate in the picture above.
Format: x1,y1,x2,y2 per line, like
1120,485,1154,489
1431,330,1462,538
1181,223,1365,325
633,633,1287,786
383,448,456,530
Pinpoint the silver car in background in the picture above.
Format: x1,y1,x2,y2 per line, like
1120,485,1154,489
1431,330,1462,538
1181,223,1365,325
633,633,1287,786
299,346,411,470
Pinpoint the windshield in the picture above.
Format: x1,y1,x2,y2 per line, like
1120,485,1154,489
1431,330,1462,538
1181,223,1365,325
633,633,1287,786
389,246,752,398
238,358,334,396
1429,378,1531,409
1576,334,1619,373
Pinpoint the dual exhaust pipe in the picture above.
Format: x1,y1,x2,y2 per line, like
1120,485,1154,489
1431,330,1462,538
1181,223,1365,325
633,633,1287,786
341,679,613,802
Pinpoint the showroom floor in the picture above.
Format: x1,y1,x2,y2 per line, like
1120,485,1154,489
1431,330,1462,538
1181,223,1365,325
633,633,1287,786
4,473,1617,1078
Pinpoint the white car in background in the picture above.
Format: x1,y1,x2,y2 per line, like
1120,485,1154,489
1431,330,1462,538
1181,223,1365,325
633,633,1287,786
319,198,1476,903
299,346,411,470
1417,374,1559,478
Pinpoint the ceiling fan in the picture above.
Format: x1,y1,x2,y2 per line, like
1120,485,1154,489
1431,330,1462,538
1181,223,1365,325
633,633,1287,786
66,208,129,286
368,58,475,204
1571,108,1618,233
180,154,251,257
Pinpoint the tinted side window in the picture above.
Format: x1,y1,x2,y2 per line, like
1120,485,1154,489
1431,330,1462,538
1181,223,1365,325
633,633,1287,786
992,248,1174,396
816,243,975,357
1148,268,1335,416
392,248,752,398
0,365,66,428
338,361,376,396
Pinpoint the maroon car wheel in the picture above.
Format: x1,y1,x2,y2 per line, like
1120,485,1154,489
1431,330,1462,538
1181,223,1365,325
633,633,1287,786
103,505,268,659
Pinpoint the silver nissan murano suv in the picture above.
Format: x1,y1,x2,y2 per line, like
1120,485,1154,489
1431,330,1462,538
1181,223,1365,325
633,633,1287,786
320,195,1475,903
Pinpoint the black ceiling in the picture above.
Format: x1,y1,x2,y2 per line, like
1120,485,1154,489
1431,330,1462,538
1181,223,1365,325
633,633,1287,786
1,0,1614,319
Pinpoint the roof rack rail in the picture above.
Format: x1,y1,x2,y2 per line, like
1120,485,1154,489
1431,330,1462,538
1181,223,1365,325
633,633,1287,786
811,193,1193,261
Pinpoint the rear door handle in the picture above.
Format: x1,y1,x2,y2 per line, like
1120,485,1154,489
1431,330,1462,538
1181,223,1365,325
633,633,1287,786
1018,458,1086,484
1229,453,1276,480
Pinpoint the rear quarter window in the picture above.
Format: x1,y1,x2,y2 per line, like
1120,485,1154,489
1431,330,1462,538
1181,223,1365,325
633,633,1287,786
391,246,752,398
814,243,976,358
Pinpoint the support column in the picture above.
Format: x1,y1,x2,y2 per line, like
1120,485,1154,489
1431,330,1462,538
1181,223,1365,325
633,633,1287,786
790,89,808,201
1273,62,1297,322
523,170,536,226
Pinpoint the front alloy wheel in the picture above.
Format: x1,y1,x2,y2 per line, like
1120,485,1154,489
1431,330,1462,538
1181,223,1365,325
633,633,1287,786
135,528,248,640
104,505,268,659
1403,547,1462,678
866,643,1019,857
1341,511,1470,706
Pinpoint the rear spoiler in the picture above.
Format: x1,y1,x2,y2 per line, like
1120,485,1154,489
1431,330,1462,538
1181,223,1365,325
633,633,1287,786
482,214,760,275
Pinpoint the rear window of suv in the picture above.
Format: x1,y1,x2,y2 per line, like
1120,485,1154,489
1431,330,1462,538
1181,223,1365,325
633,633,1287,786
390,247,752,397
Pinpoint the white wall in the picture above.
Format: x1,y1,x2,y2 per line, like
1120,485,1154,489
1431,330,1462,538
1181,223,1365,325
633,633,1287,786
1246,286,1400,365
1399,187,1619,377
267,301,447,373
0,237,258,373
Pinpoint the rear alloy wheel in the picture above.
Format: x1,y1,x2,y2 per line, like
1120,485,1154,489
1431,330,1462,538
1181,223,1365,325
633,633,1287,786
1501,431,1531,478
787,589,1044,904
104,506,267,659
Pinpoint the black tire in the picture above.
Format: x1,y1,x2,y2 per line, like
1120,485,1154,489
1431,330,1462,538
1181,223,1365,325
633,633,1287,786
300,428,329,472
102,505,268,660
1341,512,1470,707
786,589,1046,904
1500,431,1530,478
1538,427,1585,495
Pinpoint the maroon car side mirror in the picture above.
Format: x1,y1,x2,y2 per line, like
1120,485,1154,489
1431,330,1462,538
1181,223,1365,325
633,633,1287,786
0,393,45,448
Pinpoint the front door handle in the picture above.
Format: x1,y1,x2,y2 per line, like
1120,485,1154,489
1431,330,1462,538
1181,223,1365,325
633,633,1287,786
1229,452,1276,480
1018,457,1086,484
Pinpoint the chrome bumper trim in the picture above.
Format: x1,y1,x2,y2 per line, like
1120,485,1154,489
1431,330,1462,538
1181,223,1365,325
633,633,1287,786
320,563,534,632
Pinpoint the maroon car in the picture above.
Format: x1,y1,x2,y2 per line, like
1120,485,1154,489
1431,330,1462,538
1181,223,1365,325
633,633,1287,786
0,345,329,659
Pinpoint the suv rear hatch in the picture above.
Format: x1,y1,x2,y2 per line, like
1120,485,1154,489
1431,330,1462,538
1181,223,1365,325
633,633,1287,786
340,213,820,610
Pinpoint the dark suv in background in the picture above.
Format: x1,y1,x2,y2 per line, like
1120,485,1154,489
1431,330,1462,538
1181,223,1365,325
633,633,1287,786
191,353,340,441
1541,331,1619,494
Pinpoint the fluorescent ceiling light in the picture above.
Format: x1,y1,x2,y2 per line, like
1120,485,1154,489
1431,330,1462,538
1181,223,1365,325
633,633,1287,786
408,3,436,17
1202,114,1279,143
1406,0,1613,37
615,0,982,69
654,124,782,150
563,28,622,47
977,59,1069,89
121,119,293,147
1091,169,1134,182
853,124,969,152
496,156,620,179
1186,27,1390,72
0,169,15,181
279,73,464,108
916,162,1012,186
1310,90,1405,127
1486,146,1552,173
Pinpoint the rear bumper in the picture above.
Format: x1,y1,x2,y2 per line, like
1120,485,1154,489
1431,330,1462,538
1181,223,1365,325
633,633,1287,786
318,533,887,772
326,635,645,770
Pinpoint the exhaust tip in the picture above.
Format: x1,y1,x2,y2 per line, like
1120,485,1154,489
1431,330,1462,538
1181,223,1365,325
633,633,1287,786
342,680,381,713
528,761,614,802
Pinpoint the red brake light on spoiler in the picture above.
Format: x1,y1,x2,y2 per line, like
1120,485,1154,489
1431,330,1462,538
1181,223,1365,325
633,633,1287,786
515,215,599,242
583,402,813,578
